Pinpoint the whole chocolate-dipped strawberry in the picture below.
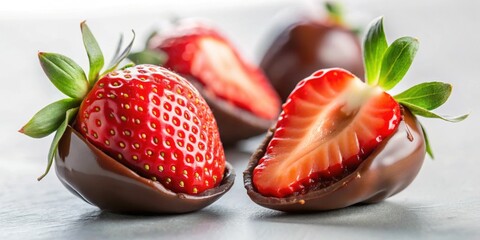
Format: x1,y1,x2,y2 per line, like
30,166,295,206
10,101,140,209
244,17,468,212
129,20,281,146
259,2,364,101
19,22,234,214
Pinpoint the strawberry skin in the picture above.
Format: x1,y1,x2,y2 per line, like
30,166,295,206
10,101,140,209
253,68,401,197
76,64,225,195
149,23,281,120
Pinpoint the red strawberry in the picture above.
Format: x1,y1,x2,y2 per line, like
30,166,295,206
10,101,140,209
149,23,280,120
250,17,468,199
129,21,282,145
19,22,227,196
253,69,400,197
76,65,225,194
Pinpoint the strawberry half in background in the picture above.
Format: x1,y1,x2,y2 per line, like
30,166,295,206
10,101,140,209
19,22,226,195
251,17,468,198
128,20,281,146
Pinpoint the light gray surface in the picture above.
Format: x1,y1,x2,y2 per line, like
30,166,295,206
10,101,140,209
1,0,479,239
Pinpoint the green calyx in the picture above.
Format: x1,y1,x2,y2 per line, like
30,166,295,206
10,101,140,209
324,2,363,35
128,49,167,66
363,17,469,159
81,21,104,85
19,98,81,138
103,31,136,74
127,31,167,66
19,21,136,180
325,1,345,25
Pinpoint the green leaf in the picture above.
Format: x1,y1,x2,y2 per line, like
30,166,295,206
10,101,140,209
128,49,167,66
19,98,80,138
420,122,434,159
363,16,388,85
401,102,469,122
81,21,104,85
108,34,124,69
38,52,88,99
394,82,452,110
38,107,78,181
103,31,136,75
325,1,344,24
378,37,419,90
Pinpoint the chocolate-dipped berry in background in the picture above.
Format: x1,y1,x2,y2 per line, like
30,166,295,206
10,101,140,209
259,2,364,102
244,17,468,212
19,22,234,214
129,20,281,146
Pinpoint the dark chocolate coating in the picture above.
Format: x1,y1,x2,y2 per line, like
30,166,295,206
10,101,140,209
260,19,364,101
187,76,275,147
55,126,235,214
244,110,425,212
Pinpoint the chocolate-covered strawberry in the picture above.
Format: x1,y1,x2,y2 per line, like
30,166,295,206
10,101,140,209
20,22,233,213
253,69,400,197
129,21,281,145
244,17,468,211
76,65,225,194
259,2,363,101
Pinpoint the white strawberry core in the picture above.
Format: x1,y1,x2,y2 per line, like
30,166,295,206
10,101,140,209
341,80,383,115
277,77,378,168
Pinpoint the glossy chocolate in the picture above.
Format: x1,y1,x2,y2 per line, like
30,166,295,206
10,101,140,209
55,126,235,214
244,110,425,212
260,18,364,101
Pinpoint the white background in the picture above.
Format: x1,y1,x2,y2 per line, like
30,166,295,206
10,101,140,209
1,0,479,239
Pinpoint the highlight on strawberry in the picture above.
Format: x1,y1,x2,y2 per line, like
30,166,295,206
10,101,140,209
244,17,468,211
19,22,230,198
128,20,282,146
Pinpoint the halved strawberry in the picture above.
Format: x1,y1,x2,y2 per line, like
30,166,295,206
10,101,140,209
148,23,280,120
128,21,282,145
251,17,468,199
253,69,400,197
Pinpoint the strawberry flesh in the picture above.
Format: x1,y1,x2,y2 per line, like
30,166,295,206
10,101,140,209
150,25,280,120
76,65,225,195
253,69,400,197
